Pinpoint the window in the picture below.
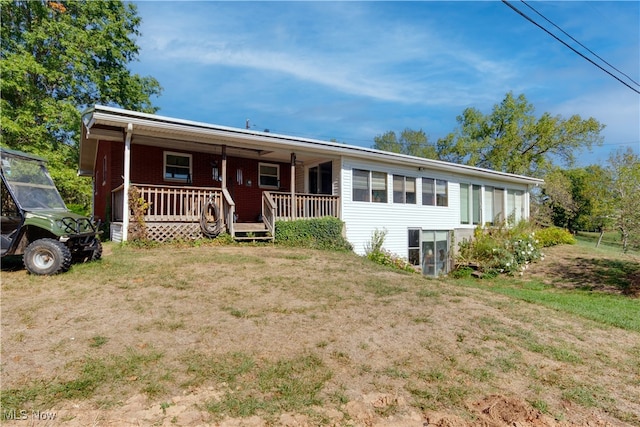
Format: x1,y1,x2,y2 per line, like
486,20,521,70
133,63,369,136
460,183,482,225
408,229,420,266
259,163,279,188
484,186,505,225
460,184,470,224
422,178,447,206
164,152,192,182
352,169,387,203
414,230,450,276
472,185,481,225
371,171,387,202
507,189,524,223
352,169,370,202
393,175,416,204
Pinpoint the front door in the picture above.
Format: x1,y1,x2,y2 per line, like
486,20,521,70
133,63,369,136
309,161,332,194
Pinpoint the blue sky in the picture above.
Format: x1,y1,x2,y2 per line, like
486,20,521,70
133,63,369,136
129,1,639,168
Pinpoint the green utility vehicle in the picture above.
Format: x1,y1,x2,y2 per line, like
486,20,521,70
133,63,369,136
1,148,102,275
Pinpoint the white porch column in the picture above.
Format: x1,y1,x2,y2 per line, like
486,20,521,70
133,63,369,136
290,153,296,220
122,123,133,242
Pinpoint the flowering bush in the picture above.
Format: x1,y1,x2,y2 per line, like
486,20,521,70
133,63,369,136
457,222,543,277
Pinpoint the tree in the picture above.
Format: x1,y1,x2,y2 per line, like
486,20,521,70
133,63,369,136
536,168,578,228
1,0,162,208
607,148,640,252
436,92,604,177
373,128,438,159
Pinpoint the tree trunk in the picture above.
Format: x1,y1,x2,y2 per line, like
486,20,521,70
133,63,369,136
596,229,604,248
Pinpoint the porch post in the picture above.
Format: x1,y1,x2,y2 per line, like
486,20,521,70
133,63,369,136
291,153,296,220
122,123,133,242
221,145,227,190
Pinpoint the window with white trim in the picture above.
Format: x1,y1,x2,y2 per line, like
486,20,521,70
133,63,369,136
484,186,505,225
460,183,481,225
352,169,387,203
507,189,524,223
164,152,192,182
258,163,279,188
393,175,416,204
422,177,448,206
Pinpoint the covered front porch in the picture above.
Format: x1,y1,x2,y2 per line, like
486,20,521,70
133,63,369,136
110,183,340,242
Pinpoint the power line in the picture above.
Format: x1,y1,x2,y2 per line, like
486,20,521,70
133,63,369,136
502,0,640,95
520,0,640,88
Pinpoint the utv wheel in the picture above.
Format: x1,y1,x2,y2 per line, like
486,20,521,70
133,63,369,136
24,238,72,275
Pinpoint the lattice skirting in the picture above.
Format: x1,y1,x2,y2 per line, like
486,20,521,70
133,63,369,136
145,222,204,242
110,222,205,242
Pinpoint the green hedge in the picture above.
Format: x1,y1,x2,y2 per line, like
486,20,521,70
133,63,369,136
275,217,352,251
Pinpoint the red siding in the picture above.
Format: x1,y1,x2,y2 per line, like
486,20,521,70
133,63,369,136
94,142,291,223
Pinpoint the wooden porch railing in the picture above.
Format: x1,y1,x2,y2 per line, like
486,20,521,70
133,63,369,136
262,191,276,237
270,191,340,221
110,185,340,240
111,183,223,223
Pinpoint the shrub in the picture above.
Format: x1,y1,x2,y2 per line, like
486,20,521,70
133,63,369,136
275,217,352,251
364,228,416,273
535,226,576,247
457,222,543,277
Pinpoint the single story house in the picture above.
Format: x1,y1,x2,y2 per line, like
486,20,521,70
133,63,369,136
79,105,543,276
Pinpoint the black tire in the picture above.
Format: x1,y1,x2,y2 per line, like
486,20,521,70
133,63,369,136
23,238,72,275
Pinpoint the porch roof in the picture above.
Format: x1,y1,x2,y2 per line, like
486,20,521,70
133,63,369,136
79,105,544,186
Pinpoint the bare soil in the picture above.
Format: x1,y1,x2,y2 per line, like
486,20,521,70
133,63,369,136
1,243,639,426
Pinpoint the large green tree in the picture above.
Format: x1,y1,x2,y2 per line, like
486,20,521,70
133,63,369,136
373,128,438,159
1,0,162,208
435,92,604,177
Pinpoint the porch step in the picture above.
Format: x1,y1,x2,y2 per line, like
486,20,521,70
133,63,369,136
233,222,273,242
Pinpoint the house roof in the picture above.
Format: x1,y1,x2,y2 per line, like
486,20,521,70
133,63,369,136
79,105,544,186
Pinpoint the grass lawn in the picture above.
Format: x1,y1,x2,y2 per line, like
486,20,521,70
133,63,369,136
1,241,639,426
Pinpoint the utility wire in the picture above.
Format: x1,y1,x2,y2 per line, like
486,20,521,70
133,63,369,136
520,0,640,88
502,0,640,95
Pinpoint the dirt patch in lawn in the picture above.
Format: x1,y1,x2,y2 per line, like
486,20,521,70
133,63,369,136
1,243,639,426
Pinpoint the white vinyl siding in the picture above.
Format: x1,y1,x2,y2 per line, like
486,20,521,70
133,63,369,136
342,159,457,257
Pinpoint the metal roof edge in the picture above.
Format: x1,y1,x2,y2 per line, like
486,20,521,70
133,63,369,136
86,105,544,185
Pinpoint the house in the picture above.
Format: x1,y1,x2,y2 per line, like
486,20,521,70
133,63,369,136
79,105,543,276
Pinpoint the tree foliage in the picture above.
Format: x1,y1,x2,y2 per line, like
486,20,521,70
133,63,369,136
537,166,610,234
607,148,640,252
435,92,604,177
1,0,162,209
373,128,438,159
